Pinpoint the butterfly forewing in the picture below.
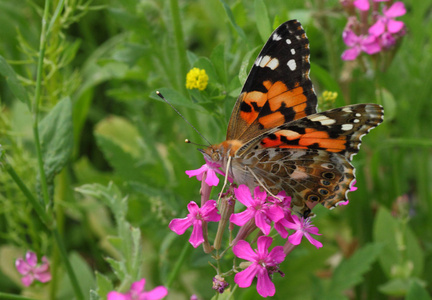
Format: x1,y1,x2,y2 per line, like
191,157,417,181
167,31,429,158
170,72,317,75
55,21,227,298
226,20,317,142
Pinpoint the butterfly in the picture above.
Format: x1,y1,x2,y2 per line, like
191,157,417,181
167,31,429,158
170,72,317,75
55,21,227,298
201,20,384,217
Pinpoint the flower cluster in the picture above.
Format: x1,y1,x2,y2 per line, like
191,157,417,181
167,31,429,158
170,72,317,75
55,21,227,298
186,67,209,91
341,0,406,61
168,159,355,298
15,251,51,287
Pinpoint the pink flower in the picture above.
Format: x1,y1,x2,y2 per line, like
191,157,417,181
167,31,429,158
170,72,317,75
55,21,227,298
338,180,358,206
15,251,52,286
267,191,293,239
369,2,406,37
107,278,168,300
233,236,286,297
342,30,381,60
169,200,221,248
185,158,226,187
285,215,323,248
353,0,388,11
230,185,284,235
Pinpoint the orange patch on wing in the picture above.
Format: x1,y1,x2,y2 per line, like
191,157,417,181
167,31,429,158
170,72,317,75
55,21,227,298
267,81,288,99
299,130,346,152
240,91,267,124
269,86,307,112
258,111,285,129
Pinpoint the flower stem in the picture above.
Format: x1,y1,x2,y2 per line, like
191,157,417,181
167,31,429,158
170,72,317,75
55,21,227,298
33,0,50,208
166,240,193,288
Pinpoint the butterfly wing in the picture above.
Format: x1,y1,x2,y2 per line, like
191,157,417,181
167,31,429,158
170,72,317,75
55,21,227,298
226,20,317,142
232,104,384,216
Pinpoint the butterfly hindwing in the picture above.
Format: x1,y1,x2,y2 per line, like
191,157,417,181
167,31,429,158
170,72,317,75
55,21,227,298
231,104,383,216
226,20,317,141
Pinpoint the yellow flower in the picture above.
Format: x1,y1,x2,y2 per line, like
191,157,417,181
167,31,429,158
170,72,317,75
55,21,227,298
186,68,209,91
321,90,338,102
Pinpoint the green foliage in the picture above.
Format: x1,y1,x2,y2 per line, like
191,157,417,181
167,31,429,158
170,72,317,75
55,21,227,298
0,0,431,299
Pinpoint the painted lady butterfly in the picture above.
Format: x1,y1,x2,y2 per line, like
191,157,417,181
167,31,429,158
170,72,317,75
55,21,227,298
201,20,384,217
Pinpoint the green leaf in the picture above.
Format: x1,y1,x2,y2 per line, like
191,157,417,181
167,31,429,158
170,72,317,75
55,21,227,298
378,88,396,121
373,206,424,278
39,97,73,185
94,271,113,299
238,46,260,84
328,243,383,294
57,252,96,300
379,278,411,296
105,257,126,280
150,87,202,110
210,44,227,86
254,0,271,42
220,0,247,42
310,62,345,107
406,280,432,300
0,55,30,106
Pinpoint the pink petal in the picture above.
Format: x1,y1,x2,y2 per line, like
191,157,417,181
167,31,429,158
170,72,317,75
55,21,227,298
387,19,404,33
338,200,350,206
256,268,275,297
234,264,259,288
362,40,381,54
306,226,321,235
145,286,169,300
353,0,370,11
169,217,192,235
204,169,220,186
341,48,361,61
230,209,255,226
274,221,289,238
267,246,286,265
256,236,272,256
304,233,323,248
255,212,271,235
34,270,52,283
189,220,204,248
233,240,257,261
25,251,38,267
131,278,146,294
266,205,285,222
187,201,200,215
200,200,218,217
253,186,267,202
343,30,359,47
385,1,406,18
21,274,34,287
234,185,255,206
288,230,303,245
107,291,129,300
369,20,385,36
285,215,301,230
15,258,31,275
185,165,207,180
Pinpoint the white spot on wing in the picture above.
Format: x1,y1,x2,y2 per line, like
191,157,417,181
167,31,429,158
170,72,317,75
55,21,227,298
273,33,282,41
353,119,360,123
355,113,361,117
342,124,354,131
309,115,336,125
255,56,263,66
260,55,271,67
287,59,296,71
290,48,296,55
342,107,352,113
286,39,292,44
267,58,279,70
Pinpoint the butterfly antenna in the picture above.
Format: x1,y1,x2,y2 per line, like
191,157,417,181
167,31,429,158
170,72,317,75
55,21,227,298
185,139,208,148
156,91,212,146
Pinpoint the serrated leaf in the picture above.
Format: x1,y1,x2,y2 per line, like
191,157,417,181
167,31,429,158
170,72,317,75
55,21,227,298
329,243,383,293
254,0,271,42
95,271,114,298
38,97,73,195
106,257,126,280
0,55,30,106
